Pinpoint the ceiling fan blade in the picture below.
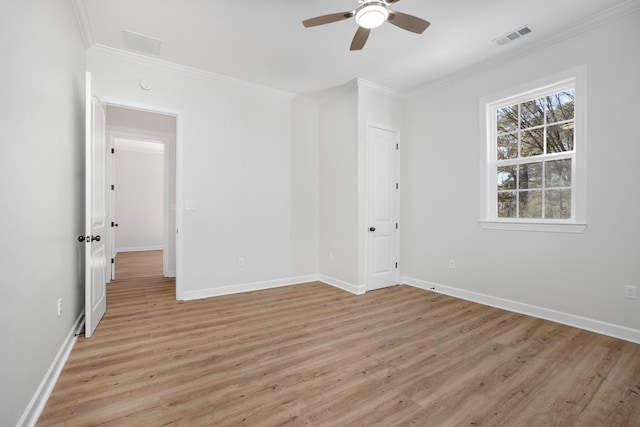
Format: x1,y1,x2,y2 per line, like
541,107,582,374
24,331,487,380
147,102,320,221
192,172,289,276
303,11,354,28
386,0,401,3
387,11,430,34
350,27,371,51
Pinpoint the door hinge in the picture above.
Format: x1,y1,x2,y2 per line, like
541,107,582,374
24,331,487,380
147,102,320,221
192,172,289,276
111,258,114,264
395,262,398,269
395,182,399,190
111,148,115,154
396,143,399,150
111,184,115,190
396,222,398,229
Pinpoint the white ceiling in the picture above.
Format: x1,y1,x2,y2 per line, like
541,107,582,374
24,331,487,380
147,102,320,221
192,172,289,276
107,105,176,133
77,0,635,97
114,138,165,154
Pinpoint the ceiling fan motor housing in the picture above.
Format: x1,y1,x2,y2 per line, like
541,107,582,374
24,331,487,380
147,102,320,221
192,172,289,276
355,1,389,29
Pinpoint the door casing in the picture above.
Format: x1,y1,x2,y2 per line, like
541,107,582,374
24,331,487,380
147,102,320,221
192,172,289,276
99,96,183,299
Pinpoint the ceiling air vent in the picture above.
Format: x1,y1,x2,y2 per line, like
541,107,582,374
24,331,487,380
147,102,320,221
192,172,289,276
495,25,533,46
123,30,162,56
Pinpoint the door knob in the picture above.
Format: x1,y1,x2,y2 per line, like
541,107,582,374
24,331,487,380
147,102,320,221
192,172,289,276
369,227,376,232
78,235,86,242
91,235,101,242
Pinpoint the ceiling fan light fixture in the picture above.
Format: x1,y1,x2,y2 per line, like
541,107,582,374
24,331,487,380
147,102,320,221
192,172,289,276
302,0,430,51
355,2,389,29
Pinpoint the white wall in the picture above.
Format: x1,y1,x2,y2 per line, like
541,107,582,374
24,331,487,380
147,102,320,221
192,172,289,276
289,97,320,276
0,1,86,425
114,145,164,251
318,85,359,288
401,9,640,337
87,48,320,299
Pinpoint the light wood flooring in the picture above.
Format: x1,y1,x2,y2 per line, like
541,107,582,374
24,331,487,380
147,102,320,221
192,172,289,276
113,250,164,280
38,251,640,426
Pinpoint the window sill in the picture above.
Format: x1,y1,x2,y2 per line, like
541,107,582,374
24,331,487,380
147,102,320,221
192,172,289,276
479,220,587,234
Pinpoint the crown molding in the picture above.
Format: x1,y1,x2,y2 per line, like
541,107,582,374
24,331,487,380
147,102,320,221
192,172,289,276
357,78,403,100
88,44,299,101
406,0,640,98
317,78,359,106
69,0,94,48
317,77,402,106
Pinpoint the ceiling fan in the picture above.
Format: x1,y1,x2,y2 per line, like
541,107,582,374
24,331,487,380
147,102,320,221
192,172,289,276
302,0,430,51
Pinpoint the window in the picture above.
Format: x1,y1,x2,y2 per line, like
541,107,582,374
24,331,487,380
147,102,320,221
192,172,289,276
479,68,587,233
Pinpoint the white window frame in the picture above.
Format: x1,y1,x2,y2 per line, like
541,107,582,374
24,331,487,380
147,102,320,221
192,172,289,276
479,66,587,233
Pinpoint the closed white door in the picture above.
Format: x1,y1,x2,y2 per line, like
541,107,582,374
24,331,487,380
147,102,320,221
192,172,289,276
84,72,107,337
366,124,399,291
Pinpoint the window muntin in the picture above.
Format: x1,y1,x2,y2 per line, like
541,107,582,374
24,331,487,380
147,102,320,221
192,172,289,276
492,85,576,221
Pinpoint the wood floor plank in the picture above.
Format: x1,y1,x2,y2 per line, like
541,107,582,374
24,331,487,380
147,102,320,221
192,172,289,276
38,251,640,426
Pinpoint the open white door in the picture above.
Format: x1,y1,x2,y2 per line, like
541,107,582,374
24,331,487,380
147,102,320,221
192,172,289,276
84,72,107,337
366,124,400,291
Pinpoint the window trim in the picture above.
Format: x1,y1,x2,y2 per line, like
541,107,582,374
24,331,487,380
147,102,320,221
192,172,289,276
479,66,587,233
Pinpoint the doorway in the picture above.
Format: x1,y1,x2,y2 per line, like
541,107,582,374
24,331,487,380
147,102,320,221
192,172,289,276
105,105,178,285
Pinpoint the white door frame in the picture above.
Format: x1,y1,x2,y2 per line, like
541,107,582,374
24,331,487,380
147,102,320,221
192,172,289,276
363,121,400,291
101,97,184,299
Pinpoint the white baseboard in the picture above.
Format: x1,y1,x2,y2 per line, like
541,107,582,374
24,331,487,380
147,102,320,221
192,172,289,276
18,311,85,427
180,273,367,301
319,274,366,295
181,274,320,301
402,276,640,344
115,246,163,253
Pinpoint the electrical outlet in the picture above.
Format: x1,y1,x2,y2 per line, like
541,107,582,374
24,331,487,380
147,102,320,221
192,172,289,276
238,257,244,267
57,298,62,317
448,259,455,269
625,285,637,300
